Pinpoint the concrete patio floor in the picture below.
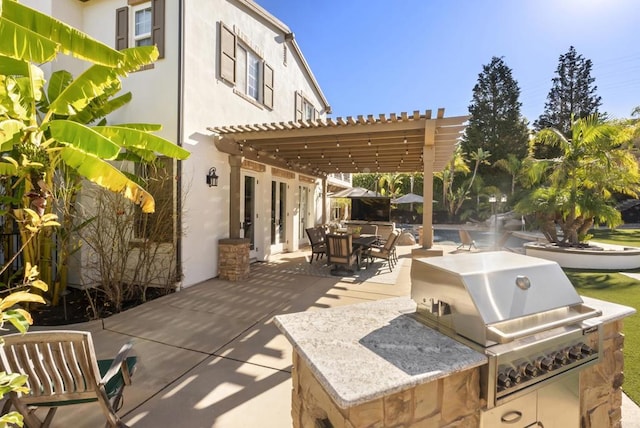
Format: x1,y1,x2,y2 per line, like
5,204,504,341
23,243,640,427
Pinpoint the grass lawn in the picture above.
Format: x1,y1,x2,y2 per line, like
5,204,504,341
564,228,640,405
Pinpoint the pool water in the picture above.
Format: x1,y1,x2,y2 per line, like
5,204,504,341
433,228,527,249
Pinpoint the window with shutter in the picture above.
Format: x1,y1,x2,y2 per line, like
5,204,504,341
295,92,303,121
295,92,316,121
115,7,129,50
116,1,164,59
263,63,274,109
151,0,165,58
133,4,152,47
220,23,237,83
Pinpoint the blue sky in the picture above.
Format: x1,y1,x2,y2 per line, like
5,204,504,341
255,0,639,123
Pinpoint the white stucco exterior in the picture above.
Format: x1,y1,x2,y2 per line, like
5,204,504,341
24,0,330,287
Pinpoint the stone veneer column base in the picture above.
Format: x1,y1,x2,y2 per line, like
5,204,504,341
291,351,481,427
218,238,250,281
580,319,626,428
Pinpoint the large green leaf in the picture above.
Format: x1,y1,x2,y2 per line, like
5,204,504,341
120,46,159,74
0,16,58,63
93,126,191,160
69,90,131,125
0,159,18,176
117,123,163,132
60,146,155,213
46,70,73,107
48,65,121,116
0,55,29,75
47,120,120,159
2,0,123,68
0,119,24,150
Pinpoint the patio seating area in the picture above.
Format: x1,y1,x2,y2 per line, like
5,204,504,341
14,242,640,427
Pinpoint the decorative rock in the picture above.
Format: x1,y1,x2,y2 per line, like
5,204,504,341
397,231,416,246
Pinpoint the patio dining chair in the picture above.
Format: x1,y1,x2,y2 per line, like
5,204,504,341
365,229,400,272
0,330,137,428
326,233,361,273
305,227,327,263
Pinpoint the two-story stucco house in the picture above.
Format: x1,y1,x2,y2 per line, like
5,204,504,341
23,0,338,288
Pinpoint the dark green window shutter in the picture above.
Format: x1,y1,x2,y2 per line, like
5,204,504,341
115,7,129,51
151,0,165,58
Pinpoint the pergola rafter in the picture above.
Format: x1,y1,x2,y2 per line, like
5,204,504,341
208,108,468,248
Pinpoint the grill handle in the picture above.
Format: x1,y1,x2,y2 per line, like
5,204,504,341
487,307,602,343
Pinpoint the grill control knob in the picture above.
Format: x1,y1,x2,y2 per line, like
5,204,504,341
507,368,521,385
523,363,538,378
579,344,594,356
497,372,512,390
568,346,584,361
537,356,554,372
554,351,569,366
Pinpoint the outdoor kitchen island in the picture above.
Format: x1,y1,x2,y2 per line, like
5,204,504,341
275,262,635,427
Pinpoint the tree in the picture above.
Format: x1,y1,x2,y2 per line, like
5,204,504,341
534,46,602,141
377,173,404,198
516,114,640,245
0,1,190,304
494,154,523,195
461,56,529,173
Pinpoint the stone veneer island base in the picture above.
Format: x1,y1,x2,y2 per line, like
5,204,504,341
275,297,634,428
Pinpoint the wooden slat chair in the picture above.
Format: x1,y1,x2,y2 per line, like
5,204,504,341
305,227,327,263
365,230,400,272
326,233,360,273
0,330,137,428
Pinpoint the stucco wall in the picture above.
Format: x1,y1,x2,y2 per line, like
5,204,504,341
24,0,328,287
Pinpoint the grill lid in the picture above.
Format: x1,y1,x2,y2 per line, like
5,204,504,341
413,251,583,325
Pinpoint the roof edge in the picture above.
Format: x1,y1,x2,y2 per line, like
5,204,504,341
235,0,331,114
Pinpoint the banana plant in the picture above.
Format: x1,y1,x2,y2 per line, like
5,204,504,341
0,0,190,304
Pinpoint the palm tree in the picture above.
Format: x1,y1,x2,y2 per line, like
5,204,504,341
494,154,522,195
516,114,640,245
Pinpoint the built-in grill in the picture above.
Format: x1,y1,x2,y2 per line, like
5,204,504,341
411,251,603,425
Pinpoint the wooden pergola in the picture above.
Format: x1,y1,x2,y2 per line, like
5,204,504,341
208,108,468,248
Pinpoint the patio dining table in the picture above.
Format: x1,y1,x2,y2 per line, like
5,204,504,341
352,235,379,268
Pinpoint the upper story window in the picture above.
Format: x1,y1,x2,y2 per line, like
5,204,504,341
133,4,153,47
237,45,261,101
295,92,317,121
219,23,274,109
116,0,165,59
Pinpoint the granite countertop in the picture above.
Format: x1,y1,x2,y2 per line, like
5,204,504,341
274,295,636,410
274,297,487,409
581,295,636,326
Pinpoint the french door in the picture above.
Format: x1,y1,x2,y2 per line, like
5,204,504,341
299,185,310,242
241,174,258,259
270,180,287,252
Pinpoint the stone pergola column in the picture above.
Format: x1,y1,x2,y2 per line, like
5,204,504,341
218,154,250,281
228,154,243,239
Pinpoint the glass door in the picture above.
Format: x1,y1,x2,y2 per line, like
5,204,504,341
270,180,287,251
241,175,257,258
299,185,309,241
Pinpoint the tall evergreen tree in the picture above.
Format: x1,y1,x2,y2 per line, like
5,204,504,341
534,46,602,137
461,57,529,178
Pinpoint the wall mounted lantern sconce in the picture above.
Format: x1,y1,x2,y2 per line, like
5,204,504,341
206,167,219,187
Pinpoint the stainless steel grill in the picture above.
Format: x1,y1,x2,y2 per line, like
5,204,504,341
410,251,603,424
